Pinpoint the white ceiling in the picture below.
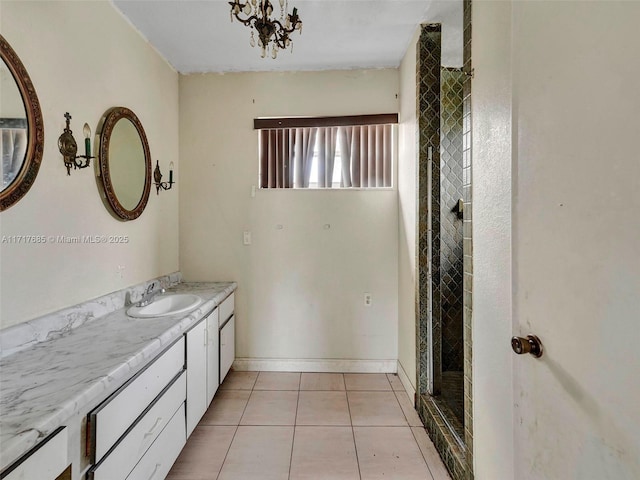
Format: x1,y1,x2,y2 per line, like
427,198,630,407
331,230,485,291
113,0,463,73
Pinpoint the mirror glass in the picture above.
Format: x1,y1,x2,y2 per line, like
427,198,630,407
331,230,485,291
97,107,151,221
109,118,146,210
0,35,44,211
1,57,28,191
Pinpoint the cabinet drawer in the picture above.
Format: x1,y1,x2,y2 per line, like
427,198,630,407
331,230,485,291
2,427,67,480
89,372,186,480
218,293,234,327
125,403,186,480
220,315,235,383
90,338,185,462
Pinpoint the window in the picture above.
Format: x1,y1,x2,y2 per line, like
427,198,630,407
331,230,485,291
255,114,397,189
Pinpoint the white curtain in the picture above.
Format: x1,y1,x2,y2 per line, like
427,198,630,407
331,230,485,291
293,127,317,188
338,124,392,188
316,127,338,188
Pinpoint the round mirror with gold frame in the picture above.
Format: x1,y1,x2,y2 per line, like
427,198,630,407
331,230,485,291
0,34,44,211
96,107,151,221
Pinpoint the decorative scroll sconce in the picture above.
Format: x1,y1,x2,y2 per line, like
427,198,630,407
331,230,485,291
153,160,174,194
58,112,94,175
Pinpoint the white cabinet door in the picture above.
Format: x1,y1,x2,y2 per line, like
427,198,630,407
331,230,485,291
220,316,235,383
206,308,219,406
185,320,206,437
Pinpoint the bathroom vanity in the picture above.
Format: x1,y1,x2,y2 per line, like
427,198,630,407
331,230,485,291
0,277,236,480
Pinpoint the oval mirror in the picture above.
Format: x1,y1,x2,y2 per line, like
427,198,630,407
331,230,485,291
96,107,151,221
0,35,44,211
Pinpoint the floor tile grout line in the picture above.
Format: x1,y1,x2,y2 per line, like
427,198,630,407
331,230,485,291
410,427,438,480
345,389,362,480
392,389,413,427
288,383,301,480
216,375,256,480
214,424,240,480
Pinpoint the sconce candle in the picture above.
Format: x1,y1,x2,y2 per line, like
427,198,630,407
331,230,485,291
169,161,174,184
83,123,91,158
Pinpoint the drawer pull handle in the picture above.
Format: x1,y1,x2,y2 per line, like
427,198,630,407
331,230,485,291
143,417,163,439
146,463,162,480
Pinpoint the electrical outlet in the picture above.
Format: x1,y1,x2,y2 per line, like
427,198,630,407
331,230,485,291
117,265,125,279
243,231,251,245
364,293,372,306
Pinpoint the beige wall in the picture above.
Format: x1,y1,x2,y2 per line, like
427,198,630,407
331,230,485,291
397,28,419,392
179,69,399,363
0,1,179,328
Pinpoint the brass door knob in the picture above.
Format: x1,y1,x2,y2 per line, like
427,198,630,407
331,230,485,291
511,335,543,358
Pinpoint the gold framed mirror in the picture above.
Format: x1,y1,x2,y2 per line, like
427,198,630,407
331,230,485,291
96,107,151,221
0,34,44,211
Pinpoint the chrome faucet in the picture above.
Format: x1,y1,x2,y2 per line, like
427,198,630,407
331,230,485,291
136,282,165,307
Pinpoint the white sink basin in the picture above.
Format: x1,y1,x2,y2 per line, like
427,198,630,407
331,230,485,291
127,294,203,318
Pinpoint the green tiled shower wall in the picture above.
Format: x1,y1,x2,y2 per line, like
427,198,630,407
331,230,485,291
415,1,473,478
441,68,465,377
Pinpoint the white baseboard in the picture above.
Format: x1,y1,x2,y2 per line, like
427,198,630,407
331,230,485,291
232,358,397,373
397,360,416,404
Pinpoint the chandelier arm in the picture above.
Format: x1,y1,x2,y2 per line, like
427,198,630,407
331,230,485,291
232,12,260,26
270,18,297,35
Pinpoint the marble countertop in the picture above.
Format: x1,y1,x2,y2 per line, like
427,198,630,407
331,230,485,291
0,281,236,473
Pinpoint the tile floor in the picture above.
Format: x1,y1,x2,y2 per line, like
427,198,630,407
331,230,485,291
167,371,452,480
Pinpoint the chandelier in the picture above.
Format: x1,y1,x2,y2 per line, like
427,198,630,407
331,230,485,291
229,0,302,59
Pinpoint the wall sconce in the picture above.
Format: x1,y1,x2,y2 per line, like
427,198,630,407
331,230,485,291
58,112,94,175
153,160,174,194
